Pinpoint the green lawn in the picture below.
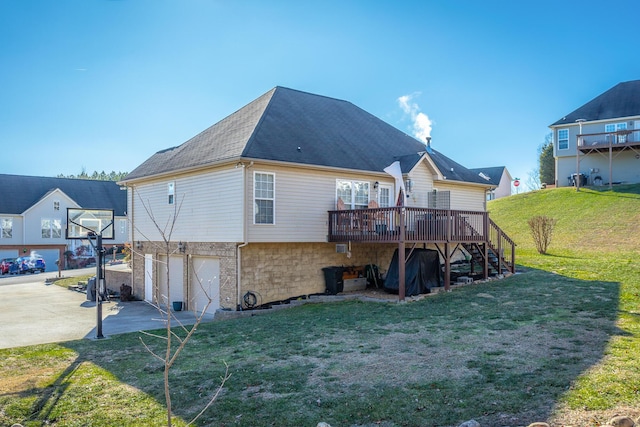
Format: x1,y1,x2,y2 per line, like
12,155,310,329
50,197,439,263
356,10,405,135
1,185,639,426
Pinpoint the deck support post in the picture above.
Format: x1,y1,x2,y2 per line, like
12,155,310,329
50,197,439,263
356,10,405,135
398,207,406,301
443,242,450,291
483,243,489,280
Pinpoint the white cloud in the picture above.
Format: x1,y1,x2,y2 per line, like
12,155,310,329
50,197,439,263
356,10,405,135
397,93,433,143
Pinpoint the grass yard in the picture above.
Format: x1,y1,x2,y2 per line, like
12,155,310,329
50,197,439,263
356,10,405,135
1,185,639,426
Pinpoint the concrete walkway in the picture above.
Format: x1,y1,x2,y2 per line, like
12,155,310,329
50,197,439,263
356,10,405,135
0,279,215,349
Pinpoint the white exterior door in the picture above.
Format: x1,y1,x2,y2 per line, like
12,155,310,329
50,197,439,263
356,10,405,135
144,254,153,302
378,185,393,207
190,256,220,314
158,255,184,307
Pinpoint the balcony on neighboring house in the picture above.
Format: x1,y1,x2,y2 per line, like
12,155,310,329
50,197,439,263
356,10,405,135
578,128,640,152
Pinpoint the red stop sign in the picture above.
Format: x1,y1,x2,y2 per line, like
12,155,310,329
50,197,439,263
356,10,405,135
514,180,520,187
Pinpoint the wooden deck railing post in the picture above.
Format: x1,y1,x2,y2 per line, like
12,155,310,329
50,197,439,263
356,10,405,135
399,207,406,301
497,231,503,276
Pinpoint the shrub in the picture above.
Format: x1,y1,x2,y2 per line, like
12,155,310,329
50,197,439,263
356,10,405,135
528,215,557,254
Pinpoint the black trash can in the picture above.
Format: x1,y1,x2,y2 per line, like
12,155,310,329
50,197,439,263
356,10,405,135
570,173,587,186
86,276,97,301
86,276,105,301
322,266,345,295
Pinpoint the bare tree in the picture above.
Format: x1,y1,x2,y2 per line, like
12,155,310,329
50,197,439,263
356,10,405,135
132,190,230,426
526,167,541,191
527,215,557,254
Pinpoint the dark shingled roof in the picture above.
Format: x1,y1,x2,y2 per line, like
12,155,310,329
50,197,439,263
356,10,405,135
550,80,640,126
0,174,127,216
469,166,506,186
125,87,488,186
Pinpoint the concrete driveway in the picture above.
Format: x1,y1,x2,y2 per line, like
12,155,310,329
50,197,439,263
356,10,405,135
0,271,215,349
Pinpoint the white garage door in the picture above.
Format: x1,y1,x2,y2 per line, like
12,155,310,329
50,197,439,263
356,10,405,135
34,249,61,273
157,255,184,307
145,254,153,303
190,256,220,314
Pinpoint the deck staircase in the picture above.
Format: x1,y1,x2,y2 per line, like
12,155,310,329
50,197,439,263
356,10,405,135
462,218,516,277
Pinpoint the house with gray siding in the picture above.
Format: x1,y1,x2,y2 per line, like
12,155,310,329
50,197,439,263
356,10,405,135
121,87,514,313
0,174,128,271
550,80,640,188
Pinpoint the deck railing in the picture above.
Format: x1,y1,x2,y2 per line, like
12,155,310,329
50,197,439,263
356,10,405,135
328,207,489,243
578,128,640,149
488,218,516,273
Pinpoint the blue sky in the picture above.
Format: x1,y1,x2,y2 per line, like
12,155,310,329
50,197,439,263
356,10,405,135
2,1,639,190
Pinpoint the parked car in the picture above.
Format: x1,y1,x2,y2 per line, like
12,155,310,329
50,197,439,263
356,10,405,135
9,256,46,274
0,258,15,275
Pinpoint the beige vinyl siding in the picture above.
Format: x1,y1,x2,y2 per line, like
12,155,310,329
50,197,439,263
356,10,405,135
247,164,390,243
435,182,487,211
131,168,244,243
405,163,435,207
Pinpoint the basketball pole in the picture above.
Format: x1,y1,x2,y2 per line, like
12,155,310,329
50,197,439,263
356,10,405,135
66,208,114,341
86,231,105,339
96,233,104,339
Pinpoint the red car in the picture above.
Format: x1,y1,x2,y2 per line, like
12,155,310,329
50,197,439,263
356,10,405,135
0,258,15,275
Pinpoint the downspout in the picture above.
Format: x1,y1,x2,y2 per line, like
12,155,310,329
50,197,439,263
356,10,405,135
129,184,136,296
236,161,252,310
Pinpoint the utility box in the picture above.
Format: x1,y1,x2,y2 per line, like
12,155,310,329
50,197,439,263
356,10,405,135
343,277,368,292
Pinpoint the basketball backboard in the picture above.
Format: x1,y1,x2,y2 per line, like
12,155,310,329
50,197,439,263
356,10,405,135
66,208,115,240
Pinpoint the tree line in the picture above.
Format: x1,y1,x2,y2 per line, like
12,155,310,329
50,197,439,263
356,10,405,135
57,170,128,182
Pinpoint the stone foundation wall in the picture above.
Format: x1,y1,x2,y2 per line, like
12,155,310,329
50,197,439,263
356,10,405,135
240,242,397,305
105,267,132,294
131,241,414,310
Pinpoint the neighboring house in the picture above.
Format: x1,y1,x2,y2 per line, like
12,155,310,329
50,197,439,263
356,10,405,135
550,80,640,188
0,174,128,271
121,86,515,313
470,166,513,199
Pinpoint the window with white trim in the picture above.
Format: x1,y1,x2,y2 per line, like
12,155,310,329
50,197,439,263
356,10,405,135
41,219,62,239
167,182,175,205
254,172,275,224
336,180,370,209
557,129,569,150
605,122,627,143
378,186,392,208
0,218,12,239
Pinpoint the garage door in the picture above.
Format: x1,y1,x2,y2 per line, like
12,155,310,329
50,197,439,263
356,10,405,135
190,256,220,314
34,249,61,273
144,254,153,302
157,255,184,308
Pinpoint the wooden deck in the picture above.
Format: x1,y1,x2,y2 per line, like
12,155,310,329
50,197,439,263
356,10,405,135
329,206,488,244
328,206,516,299
578,129,640,153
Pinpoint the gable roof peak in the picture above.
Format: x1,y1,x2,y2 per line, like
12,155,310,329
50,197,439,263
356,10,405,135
550,80,640,127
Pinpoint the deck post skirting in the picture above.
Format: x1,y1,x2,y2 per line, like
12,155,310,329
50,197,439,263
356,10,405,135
399,207,406,301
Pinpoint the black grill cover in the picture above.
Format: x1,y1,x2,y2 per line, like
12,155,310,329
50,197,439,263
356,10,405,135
384,248,441,296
